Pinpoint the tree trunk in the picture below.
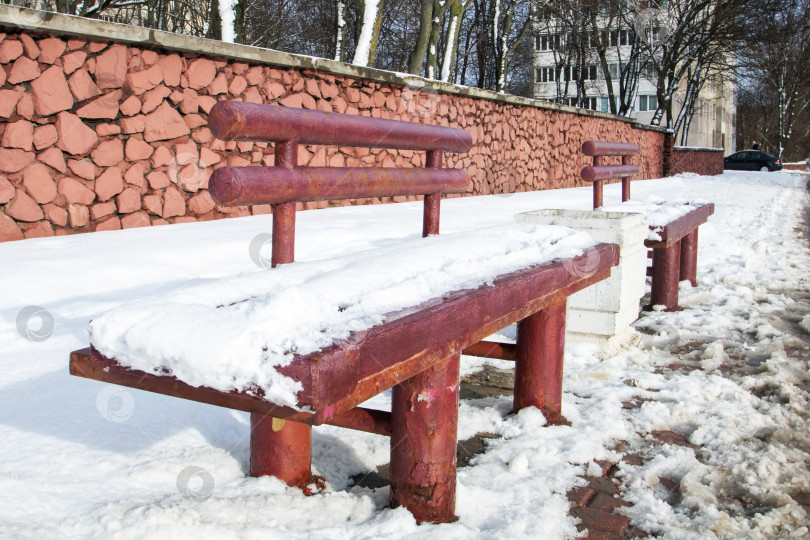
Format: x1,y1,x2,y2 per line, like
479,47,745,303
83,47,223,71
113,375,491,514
334,0,346,61
206,0,223,40
408,0,435,75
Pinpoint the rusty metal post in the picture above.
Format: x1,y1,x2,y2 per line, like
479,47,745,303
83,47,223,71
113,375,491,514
592,156,603,209
250,416,312,485
621,156,632,202
650,241,681,310
250,139,313,487
423,150,443,237
679,228,698,286
390,353,459,523
271,140,298,267
513,299,567,424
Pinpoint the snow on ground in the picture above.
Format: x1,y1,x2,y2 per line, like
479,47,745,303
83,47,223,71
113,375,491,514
0,171,808,539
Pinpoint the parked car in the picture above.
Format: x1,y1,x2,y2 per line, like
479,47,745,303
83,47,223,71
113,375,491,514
724,150,783,172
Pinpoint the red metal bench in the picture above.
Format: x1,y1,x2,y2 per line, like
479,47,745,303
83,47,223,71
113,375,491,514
581,141,714,310
69,103,619,524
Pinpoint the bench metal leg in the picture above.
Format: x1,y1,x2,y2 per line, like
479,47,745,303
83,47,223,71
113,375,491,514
650,241,681,310
250,413,312,487
513,299,567,424
679,229,698,287
390,352,460,524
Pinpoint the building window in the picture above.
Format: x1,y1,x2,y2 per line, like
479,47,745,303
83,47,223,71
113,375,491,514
566,97,598,110
638,95,658,111
535,67,556,83
601,97,610,112
536,34,560,51
558,65,597,81
606,29,634,47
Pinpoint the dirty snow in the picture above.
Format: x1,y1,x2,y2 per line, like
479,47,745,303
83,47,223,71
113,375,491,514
1,170,809,539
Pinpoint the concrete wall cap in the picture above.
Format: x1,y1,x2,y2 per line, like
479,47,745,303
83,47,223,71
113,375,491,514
0,4,644,125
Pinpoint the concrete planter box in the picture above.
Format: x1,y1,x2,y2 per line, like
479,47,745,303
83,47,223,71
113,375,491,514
516,209,648,351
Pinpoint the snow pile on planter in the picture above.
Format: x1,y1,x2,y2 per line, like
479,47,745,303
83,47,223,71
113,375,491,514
600,197,709,240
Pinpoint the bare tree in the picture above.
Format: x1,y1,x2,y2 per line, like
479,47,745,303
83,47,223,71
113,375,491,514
740,0,810,157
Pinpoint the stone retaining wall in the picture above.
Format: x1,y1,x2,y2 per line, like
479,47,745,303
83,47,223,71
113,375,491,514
670,147,724,177
0,7,666,242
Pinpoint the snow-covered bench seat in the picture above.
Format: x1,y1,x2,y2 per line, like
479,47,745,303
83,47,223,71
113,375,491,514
69,103,620,524
71,225,618,521
581,141,714,310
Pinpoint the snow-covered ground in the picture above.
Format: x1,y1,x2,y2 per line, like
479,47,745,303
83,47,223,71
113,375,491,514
1,171,808,539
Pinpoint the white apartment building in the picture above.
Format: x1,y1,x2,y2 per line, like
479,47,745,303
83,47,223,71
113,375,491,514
531,21,736,153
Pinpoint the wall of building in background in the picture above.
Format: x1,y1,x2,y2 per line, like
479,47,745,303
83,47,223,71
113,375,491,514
0,6,666,242
531,23,736,156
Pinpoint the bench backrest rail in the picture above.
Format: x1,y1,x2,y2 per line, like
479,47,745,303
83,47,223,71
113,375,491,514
580,140,640,209
208,101,473,267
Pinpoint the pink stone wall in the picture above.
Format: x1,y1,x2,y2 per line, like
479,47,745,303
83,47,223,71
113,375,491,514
670,148,724,177
0,28,665,242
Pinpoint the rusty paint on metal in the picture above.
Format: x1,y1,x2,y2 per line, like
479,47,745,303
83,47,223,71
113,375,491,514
256,138,311,489
271,201,296,267
581,141,639,210
513,299,567,423
621,155,632,201
209,101,472,152
582,141,639,156
325,407,392,436
461,340,517,361
593,179,604,209
650,241,681,310
390,353,460,524
423,149,444,237
250,413,312,486
209,166,468,207
679,228,698,286
580,164,640,183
